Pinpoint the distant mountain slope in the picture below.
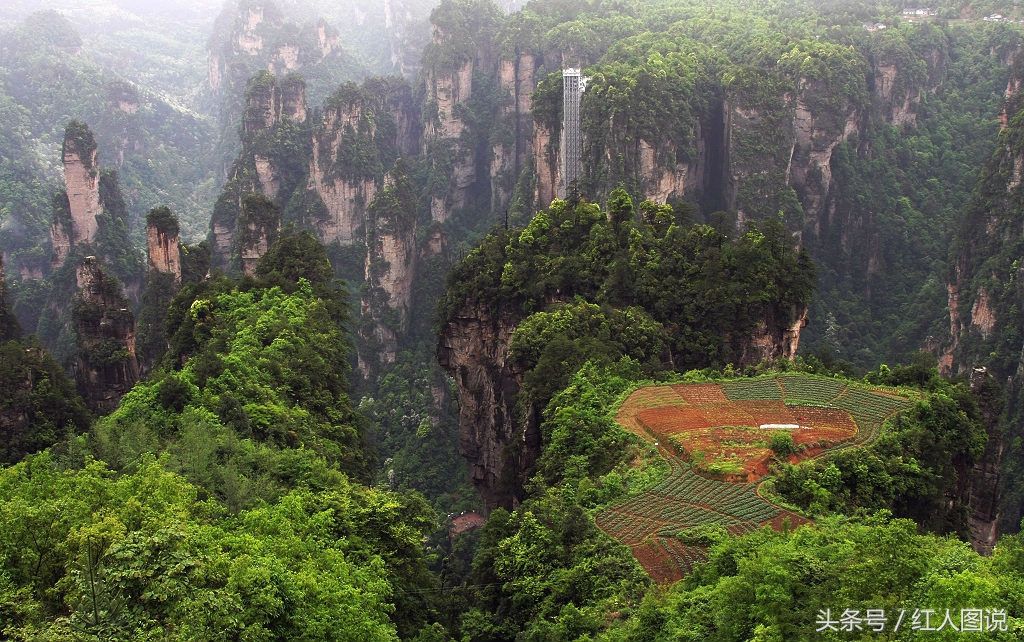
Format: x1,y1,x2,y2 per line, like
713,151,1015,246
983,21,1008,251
0,10,218,266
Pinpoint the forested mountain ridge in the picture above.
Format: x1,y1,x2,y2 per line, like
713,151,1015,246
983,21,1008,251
0,237,443,637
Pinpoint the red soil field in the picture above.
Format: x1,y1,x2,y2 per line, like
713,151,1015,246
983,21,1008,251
629,385,859,480
603,378,909,582
672,383,729,403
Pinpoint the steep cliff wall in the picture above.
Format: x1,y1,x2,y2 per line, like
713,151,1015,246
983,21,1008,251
944,57,1024,542
72,258,140,414
532,122,561,210
424,57,477,223
0,255,20,342
437,300,526,509
420,2,507,224
51,123,102,269
243,71,307,135
138,207,184,372
49,121,144,293
490,53,541,213
50,193,74,270
146,208,182,284
235,194,280,276
360,166,419,376
210,72,310,271
304,78,420,248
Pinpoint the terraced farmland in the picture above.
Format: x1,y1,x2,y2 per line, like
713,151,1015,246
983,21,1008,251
598,374,914,582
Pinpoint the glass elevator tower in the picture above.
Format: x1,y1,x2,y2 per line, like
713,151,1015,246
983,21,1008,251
560,68,587,198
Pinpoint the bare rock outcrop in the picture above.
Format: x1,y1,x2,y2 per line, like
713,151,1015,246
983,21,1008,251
51,121,140,276
72,258,140,414
740,305,810,365
532,123,561,209
52,122,102,266
360,165,418,376
0,254,20,341
307,79,418,246
437,300,529,510
145,207,182,284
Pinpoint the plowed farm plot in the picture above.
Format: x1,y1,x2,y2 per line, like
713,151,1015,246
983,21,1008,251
598,374,913,582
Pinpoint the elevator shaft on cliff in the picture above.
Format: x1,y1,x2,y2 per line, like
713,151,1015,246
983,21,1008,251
560,68,588,198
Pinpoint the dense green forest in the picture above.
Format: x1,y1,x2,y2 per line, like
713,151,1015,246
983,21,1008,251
2,0,1024,639
0,238,442,639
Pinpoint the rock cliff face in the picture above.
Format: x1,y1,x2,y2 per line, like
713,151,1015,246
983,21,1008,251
208,2,290,93
63,129,102,245
72,258,140,414
723,70,873,243
146,211,182,284
243,72,307,135
437,300,528,510
103,80,145,169
961,367,1006,553
424,56,477,223
50,193,74,270
236,194,280,276
439,297,809,511
137,207,186,373
491,53,542,213
51,124,102,269
419,2,523,223
306,78,419,247
532,122,561,210
211,69,423,287
210,68,426,377
210,73,308,271
380,0,430,77
360,167,419,375
944,60,1024,544
0,255,20,342
49,122,144,294
739,305,810,365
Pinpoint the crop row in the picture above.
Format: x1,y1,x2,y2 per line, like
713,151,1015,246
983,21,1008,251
597,511,668,544
658,538,708,576
672,384,729,404
622,386,688,411
780,375,848,406
834,388,913,444
722,378,784,401
608,463,781,524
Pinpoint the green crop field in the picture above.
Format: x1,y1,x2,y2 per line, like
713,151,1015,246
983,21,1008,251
721,378,784,400
598,373,915,582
